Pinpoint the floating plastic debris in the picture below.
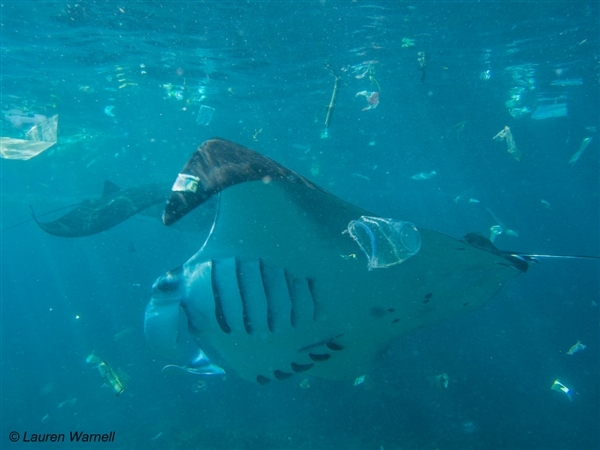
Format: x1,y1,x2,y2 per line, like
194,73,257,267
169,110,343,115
410,170,436,180
401,37,415,48
97,361,126,396
531,103,567,120
550,78,582,86
567,340,586,355
87,352,126,396
551,379,572,401
353,375,366,386
428,373,449,390
486,209,519,238
493,126,521,160
0,115,58,160
196,105,215,126
104,105,116,117
490,225,503,243
568,137,592,166
417,52,427,81
57,398,77,409
113,327,133,342
346,216,421,270
151,432,163,441
342,60,378,79
324,76,340,127
356,91,379,111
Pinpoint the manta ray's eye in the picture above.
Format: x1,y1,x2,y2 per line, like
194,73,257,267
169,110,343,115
155,272,179,293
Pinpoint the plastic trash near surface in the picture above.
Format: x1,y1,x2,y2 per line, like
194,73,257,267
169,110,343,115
566,340,586,355
0,114,58,160
551,379,572,401
531,103,567,120
355,91,379,111
196,105,215,126
568,137,592,166
347,216,421,270
410,170,437,180
428,373,449,390
493,126,521,161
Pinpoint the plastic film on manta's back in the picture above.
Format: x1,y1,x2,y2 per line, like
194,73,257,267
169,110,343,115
347,216,421,270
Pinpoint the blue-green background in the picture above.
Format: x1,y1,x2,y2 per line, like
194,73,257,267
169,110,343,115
1,2,598,449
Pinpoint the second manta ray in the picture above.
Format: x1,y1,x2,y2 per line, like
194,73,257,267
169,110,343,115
32,181,167,237
145,138,528,385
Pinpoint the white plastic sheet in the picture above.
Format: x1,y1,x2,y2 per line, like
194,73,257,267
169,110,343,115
0,115,58,160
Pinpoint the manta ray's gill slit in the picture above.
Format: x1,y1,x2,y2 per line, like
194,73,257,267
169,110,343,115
288,277,316,329
258,259,275,333
235,258,253,335
307,278,318,321
284,270,296,327
210,259,232,334
259,260,294,334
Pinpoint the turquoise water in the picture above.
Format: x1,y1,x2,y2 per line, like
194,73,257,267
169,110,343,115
1,2,599,449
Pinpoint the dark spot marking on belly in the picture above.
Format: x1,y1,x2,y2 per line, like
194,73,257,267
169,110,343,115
256,375,271,385
326,341,344,351
291,362,314,373
309,353,330,362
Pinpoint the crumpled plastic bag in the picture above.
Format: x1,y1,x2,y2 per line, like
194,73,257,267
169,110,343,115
1,114,58,160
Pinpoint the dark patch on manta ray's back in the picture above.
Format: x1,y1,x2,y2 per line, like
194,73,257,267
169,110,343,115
163,138,322,226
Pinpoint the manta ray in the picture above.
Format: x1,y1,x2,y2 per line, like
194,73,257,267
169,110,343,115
144,138,529,385
31,181,167,237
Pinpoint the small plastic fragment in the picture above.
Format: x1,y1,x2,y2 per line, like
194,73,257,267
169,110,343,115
428,373,449,390
410,170,436,180
104,105,116,117
172,173,200,193
489,225,503,243
567,340,586,355
551,379,572,401
568,137,592,166
196,105,215,126
493,126,521,161
353,375,366,386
